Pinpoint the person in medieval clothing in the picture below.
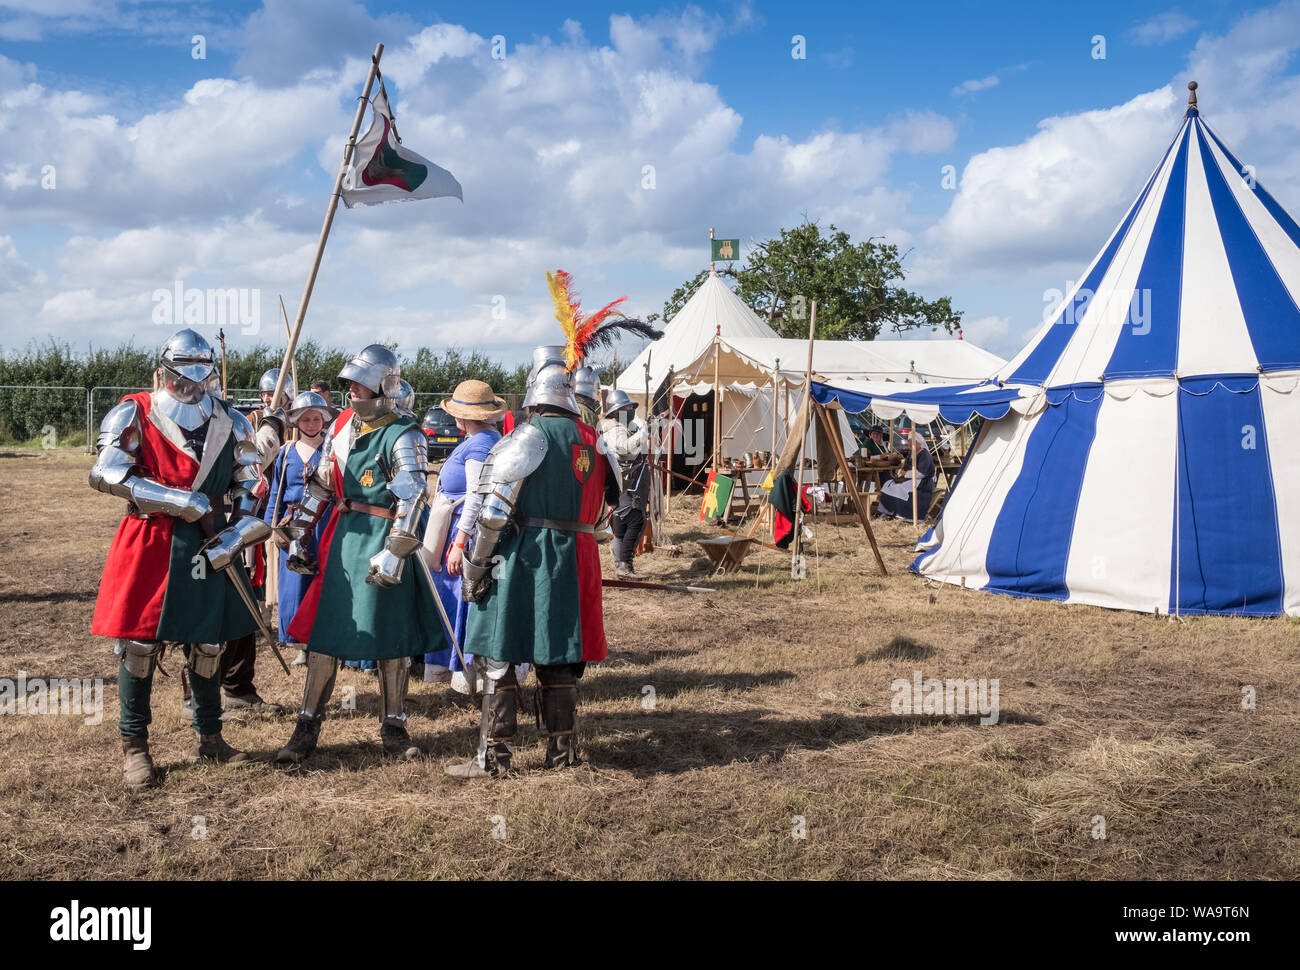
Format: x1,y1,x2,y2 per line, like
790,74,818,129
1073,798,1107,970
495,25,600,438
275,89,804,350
89,328,272,789
182,366,295,713
262,391,337,666
274,346,442,763
598,389,651,578
572,365,602,428
877,430,936,521
446,270,660,779
419,381,504,691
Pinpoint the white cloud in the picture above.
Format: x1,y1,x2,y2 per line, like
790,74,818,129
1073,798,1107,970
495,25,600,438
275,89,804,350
2,6,957,358
1129,11,1198,46
930,87,1177,270
953,75,999,95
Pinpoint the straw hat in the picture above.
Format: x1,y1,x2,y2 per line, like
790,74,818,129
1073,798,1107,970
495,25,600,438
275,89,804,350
441,379,506,421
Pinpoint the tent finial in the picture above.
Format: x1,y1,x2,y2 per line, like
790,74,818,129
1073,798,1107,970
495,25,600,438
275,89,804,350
1187,80,1198,111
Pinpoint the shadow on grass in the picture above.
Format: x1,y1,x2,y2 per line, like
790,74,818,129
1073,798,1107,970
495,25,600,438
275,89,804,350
0,589,98,604
858,636,935,663
582,707,1045,776
581,668,796,703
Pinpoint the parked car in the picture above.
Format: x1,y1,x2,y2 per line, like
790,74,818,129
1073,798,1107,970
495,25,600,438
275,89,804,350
421,405,463,462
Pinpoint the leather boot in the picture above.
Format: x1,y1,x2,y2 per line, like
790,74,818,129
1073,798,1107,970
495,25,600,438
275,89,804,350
122,736,157,790
275,716,321,765
192,733,249,764
445,682,516,779
274,652,336,765
540,678,582,768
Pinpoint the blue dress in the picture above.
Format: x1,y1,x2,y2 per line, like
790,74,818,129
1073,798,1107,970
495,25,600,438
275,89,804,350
424,428,500,672
264,442,327,644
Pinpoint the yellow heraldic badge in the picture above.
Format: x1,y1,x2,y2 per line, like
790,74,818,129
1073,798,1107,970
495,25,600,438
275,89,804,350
359,467,375,488
571,443,594,483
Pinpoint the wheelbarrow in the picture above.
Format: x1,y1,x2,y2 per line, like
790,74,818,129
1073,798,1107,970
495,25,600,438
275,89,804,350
696,535,757,573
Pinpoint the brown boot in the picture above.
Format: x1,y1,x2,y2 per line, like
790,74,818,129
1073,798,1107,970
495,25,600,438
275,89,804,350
538,666,582,769
191,733,250,764
275,716,321,765
380,723,422,760
445,681,516,780
122,736,157,790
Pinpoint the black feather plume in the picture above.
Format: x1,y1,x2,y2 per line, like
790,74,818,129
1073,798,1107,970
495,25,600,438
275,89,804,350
583,317,663,353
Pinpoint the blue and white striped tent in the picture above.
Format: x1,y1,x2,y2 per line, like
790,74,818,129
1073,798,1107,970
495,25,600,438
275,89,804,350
813,85,1300,616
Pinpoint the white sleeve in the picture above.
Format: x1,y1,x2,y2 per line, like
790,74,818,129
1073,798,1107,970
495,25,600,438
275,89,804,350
457,457,487,536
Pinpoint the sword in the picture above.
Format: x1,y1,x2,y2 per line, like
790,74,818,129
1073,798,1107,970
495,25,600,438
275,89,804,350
223,562,292,677
412,551,476,701
602,578,716,594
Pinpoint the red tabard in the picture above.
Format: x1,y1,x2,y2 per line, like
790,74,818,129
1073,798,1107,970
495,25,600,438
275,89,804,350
91,392,199,640
574,419,607,662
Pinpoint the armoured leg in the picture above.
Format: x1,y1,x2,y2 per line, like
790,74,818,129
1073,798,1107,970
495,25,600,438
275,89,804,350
184,643,226,736
377,658,420,759
275,651,336,765
116,639,162,741
536,663,582,768
445,660,517,779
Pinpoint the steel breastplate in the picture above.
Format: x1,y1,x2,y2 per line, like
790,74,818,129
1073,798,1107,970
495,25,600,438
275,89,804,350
153,388,215,431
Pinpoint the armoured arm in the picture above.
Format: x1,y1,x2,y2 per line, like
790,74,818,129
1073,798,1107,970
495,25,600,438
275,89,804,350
456,457,488,539
88,400,210,521
366,428,431,587
204,408,271,570
461,424,548,603
254,412,284,473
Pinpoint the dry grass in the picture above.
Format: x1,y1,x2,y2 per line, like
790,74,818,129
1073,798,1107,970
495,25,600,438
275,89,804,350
1,448,1298,880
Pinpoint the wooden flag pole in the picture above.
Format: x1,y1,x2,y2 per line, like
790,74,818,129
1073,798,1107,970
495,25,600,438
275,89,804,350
790,300,817,572
270,42,385,411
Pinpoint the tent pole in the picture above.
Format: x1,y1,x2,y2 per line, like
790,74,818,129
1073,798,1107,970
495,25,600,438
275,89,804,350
712,327,721,470
816,400,887,576
269,42,385,412
790,301,817,572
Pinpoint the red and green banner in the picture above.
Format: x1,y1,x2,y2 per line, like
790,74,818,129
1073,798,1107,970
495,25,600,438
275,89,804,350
700,470,733,522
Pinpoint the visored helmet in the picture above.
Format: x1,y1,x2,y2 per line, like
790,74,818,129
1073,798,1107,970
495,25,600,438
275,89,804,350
522,346,578,414
339,344,401,397
160,328,217,404
340,344,402,421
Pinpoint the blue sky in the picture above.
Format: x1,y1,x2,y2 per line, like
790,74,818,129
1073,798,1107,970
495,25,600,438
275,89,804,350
2,0,1299,371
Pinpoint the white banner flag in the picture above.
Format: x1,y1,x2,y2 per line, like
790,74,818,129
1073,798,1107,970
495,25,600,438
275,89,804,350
341,87,463,208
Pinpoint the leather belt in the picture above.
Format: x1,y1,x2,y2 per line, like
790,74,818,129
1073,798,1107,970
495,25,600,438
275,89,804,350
523,516,595,534
336,498,396,520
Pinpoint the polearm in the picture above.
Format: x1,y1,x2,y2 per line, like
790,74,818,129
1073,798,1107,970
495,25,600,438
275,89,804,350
279,296,299,409
269,42,385,412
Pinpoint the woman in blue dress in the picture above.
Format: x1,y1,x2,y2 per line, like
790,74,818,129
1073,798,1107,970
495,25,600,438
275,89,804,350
421,381,507,691
264,390,337,666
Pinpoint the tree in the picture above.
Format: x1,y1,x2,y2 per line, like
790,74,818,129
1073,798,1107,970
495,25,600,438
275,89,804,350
650,221,962,339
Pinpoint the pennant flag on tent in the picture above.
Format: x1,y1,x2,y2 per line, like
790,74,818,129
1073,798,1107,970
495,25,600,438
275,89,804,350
341,86,462,208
